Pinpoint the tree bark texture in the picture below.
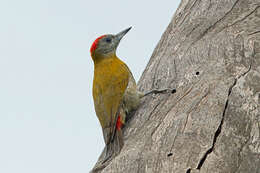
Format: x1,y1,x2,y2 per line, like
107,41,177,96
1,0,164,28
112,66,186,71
92,0,260,172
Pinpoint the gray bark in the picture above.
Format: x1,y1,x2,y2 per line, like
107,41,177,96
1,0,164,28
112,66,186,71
92,0,260,172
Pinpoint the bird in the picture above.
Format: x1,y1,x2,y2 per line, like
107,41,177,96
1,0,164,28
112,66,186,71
90,27,172,163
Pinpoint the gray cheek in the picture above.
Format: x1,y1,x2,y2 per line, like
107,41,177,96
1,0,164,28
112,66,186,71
100,43,116,54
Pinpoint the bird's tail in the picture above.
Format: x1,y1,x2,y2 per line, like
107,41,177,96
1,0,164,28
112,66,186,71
103,128,124,163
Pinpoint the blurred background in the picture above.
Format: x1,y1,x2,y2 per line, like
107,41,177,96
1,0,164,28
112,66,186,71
0,0,180,172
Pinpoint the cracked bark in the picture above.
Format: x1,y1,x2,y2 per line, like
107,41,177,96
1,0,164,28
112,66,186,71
91,0,260,172
197,78,237,170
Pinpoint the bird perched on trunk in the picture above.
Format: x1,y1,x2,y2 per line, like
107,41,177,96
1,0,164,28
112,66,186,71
90,27,170,163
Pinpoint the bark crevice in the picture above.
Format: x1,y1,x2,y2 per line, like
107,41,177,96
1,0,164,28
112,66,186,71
190,0,240,46
196,62,252,170
196,78,237,170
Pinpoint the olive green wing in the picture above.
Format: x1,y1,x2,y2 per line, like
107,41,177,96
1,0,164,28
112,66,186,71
92,61,129,145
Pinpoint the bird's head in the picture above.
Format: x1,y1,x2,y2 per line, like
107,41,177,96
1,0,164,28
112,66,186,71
90,27,132,59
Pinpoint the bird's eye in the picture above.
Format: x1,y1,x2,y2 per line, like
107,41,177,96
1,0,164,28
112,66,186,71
105,38,112,43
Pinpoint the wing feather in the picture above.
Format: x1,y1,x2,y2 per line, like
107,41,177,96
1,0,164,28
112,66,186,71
93,57,129,145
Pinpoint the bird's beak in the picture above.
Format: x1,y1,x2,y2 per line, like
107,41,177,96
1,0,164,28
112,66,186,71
115,27,132,42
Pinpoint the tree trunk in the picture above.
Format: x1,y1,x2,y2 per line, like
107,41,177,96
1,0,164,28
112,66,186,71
91,0,260,172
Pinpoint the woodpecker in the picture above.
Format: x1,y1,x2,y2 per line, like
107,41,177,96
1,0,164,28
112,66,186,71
90,27,171,163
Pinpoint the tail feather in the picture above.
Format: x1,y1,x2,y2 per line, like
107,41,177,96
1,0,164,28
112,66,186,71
116,128,124,150
102,128,124,163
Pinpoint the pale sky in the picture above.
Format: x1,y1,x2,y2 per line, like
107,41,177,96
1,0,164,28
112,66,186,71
0,0,180,172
